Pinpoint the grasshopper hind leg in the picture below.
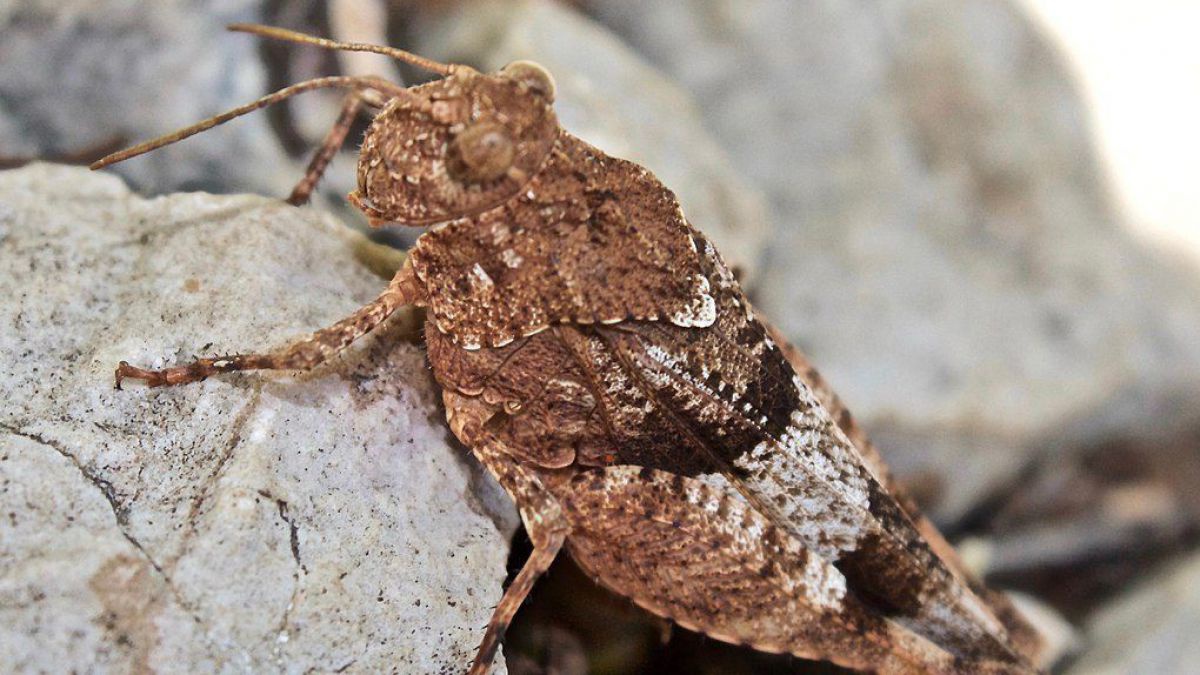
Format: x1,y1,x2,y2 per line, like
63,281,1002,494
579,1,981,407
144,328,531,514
442,392,573,675
468,526,566,675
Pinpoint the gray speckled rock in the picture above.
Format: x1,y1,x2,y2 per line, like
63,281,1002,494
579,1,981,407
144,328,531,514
590,0,1200,523
1067,553,1200,675
0,1,302,199
408,0,772,284
0,163,515,673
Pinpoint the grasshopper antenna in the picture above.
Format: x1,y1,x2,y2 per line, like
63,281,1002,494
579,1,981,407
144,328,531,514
228,23,455,77
90,75,403,170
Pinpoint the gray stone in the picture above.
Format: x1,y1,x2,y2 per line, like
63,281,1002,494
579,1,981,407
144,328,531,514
0,1,303,199
589,0,1200,523
0,163,515,673
1067,553,1200,675
408,0,772,283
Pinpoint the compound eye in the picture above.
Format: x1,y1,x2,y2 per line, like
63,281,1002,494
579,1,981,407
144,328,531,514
501,60,556,102
451,121,516,183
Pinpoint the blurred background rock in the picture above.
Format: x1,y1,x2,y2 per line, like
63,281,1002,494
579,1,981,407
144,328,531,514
3,0,1198,672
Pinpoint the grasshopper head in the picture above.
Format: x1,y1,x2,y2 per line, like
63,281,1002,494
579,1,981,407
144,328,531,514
351,61,558,227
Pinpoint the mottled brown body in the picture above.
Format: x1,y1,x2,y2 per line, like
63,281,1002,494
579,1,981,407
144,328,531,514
95,25,1044,675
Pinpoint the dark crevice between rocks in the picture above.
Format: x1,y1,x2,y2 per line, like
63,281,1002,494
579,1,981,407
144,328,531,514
949,423,1200,622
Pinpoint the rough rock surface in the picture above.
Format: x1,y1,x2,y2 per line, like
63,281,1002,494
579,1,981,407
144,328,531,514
409,0,772,283
589,0,1200,522
0,163,516,673
1066,553,1200,675
0,1,301,199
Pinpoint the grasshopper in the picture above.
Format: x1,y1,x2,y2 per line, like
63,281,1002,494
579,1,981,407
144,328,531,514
94,24,1044,674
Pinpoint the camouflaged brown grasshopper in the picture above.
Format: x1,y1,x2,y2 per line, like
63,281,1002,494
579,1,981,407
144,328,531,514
92,24,1046,675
